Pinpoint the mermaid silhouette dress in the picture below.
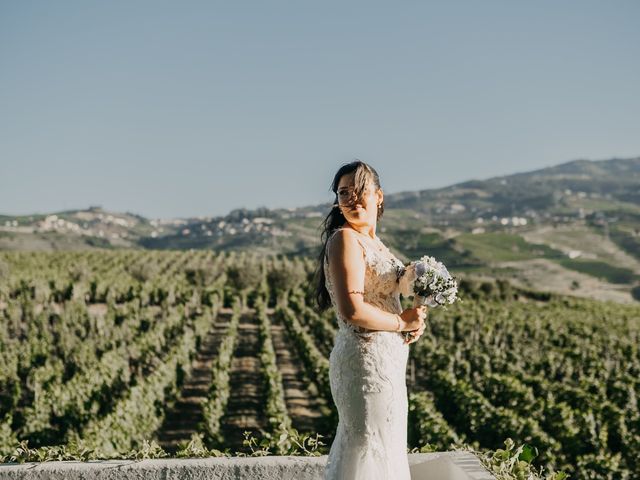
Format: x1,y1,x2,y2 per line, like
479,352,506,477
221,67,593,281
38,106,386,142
323,228,411,480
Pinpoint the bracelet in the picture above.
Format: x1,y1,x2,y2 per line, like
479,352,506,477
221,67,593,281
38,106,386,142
395,314,402,332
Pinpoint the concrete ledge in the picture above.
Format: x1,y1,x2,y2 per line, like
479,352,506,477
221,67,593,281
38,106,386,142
0,451,496,479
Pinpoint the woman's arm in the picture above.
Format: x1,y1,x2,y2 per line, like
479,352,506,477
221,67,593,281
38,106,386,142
326,229,405,332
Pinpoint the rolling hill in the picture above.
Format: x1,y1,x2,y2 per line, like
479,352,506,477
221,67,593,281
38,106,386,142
2,156,639,303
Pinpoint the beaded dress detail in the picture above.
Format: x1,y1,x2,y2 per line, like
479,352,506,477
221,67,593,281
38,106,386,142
322,228,411,480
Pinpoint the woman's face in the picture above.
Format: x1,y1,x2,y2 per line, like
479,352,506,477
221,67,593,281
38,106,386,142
336,172,382,228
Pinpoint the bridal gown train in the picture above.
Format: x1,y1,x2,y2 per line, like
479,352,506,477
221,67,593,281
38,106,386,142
323,228,412,480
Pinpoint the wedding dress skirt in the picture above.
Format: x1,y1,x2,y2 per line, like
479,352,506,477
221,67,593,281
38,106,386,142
322,228,411,480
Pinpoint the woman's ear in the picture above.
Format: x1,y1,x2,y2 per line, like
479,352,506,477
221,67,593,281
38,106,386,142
377,188,383,206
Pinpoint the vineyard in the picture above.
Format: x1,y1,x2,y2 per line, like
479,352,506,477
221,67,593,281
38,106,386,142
0,250,639,480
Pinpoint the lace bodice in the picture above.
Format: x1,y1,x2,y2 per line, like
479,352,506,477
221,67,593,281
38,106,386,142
323,227,405,336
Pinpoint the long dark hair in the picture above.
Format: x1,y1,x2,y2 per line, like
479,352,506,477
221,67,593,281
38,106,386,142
313,160,384,312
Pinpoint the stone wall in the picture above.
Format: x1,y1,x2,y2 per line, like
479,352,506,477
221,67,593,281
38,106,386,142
0,451,496,479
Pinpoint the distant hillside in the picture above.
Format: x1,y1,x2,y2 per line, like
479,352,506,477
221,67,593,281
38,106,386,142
2,156,639,303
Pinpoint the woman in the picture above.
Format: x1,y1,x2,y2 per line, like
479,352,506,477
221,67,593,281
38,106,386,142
314,160,427,479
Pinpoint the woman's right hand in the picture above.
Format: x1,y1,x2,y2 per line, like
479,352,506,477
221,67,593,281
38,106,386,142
399,306,427,331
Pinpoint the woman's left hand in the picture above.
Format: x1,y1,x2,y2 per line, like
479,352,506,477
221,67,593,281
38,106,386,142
404,323,426,344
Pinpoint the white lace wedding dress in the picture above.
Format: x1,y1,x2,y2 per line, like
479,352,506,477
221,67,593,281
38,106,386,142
323,228,411,480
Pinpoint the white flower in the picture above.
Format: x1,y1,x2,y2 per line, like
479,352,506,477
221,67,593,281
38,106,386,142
397,254,460,307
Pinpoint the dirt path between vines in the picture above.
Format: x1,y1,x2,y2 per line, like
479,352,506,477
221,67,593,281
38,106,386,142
155,311,229,453
218,311,268,453
269,313,335,446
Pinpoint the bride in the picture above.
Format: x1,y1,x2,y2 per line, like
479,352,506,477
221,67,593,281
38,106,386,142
314,160,428,479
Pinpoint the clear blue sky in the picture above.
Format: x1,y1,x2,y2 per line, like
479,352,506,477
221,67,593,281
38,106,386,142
1,1,638,219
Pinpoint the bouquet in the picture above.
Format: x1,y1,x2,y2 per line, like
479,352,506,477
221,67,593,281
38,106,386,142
397,255,460,308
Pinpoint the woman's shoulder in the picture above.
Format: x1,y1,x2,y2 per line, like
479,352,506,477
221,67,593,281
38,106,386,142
325,228,367,259
327,227,367,245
